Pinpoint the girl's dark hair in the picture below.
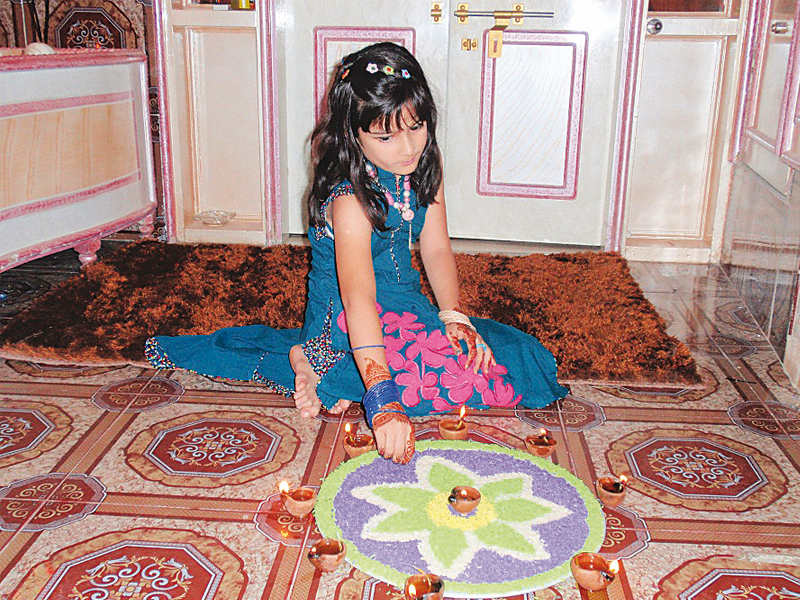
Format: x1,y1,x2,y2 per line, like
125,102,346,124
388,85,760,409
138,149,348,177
307,42,443,231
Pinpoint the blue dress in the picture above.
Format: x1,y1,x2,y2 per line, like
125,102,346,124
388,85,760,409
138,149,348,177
145,165,568,416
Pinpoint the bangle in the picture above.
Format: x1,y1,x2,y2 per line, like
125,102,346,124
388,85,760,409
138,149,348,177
438,309,475,330
349,344,386,354
362,379,403,427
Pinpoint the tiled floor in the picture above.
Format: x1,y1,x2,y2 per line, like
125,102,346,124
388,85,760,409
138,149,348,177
0,245,799,600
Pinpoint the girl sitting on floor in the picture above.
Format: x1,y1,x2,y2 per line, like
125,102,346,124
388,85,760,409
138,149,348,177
146,42,568,465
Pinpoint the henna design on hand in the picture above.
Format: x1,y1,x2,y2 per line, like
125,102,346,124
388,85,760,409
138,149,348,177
363,357,392,389
402,433,415,464
453,323,478,367
447,331,462,355
372,402,415,463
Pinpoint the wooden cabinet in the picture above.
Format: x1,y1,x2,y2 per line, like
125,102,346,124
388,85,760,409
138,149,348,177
155,0,281,244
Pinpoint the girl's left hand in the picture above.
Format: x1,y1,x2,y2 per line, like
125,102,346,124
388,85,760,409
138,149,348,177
445,322,496,374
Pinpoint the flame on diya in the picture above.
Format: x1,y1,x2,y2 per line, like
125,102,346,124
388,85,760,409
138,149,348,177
439,406,468,440
279,480,316,518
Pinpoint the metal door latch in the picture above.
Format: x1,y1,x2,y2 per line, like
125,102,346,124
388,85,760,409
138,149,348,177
452,3,554,58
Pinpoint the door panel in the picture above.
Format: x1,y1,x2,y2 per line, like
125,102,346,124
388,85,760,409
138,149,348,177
476,32,586,198
628,36,725,239
625,13,739,260
443,0,625,245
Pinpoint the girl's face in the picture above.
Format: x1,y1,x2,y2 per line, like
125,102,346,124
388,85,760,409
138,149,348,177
357,107,428,176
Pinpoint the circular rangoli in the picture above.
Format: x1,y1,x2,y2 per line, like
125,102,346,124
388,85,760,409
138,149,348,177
315,440,605,598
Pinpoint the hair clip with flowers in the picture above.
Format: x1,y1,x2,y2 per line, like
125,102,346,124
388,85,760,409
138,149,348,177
365,63,412,79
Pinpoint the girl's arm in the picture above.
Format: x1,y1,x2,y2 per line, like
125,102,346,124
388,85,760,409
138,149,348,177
418,185,461,311
419,185,495,373
331,193,414,463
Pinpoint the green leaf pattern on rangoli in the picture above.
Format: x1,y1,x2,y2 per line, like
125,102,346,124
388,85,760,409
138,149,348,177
350,455,573,578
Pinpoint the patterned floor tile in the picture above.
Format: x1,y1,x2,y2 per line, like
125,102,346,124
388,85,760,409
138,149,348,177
581,420,800,523
74,401,329,510
626,544,800,600
0,516,276,600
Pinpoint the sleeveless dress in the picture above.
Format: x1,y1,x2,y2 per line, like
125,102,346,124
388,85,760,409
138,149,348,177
145,164,568,416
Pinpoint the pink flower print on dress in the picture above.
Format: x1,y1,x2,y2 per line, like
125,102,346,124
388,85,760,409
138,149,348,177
482,379,522,407
432,396,454,412
440,354,490,405
485,362,509,380
381,311,424,340
395,360,441,408
337,302,383,333
405,330,453,368
384,335,408,370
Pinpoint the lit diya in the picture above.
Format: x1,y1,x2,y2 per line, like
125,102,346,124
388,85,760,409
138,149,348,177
570,553,619,591
342,423,375,458
524,428,558,458
448,486,481,514
438,406,468,440
307,538,346,572
595,474,628,508
279,480,316,518
404,571,445,599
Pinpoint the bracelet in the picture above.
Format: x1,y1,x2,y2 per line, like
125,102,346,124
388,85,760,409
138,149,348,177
362,379,403,427
438,309,475,330
349,344,386,354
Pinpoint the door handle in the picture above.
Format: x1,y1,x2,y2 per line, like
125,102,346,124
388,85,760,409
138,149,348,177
646,19,663,35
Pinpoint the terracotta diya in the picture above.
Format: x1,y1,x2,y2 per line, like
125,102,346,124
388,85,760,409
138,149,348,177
307,538,346,572
448,486,481,514
279,481,316,518
570,552,619,591
439,406,468,440
524,428,558,458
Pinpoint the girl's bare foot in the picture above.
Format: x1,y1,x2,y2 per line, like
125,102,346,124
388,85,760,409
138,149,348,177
290,345,351,418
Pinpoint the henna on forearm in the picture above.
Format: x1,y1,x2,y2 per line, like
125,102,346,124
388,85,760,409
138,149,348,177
363,357,392,389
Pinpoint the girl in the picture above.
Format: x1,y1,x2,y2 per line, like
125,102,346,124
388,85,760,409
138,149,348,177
145,42,568,464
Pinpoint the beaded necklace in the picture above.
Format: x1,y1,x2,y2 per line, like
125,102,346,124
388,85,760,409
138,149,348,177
365,162,414,222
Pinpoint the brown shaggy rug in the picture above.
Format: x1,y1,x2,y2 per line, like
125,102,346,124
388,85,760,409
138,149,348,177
0,241,700,387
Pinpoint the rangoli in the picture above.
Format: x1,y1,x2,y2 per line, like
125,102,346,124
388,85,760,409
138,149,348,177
314,440,605,598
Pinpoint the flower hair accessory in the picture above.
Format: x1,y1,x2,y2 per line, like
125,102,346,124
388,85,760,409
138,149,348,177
365,62,412,79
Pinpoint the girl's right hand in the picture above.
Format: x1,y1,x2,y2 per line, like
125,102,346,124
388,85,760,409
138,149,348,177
372,403,415,464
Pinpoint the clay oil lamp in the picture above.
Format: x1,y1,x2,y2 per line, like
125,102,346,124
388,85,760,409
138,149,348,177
279,480,316,518
595,474,628,508
342,422,375,458
307,538,347,572
524,428,558,458
404,571,445,599
448,486,481,514
570,553,619,591
439,406,468,440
